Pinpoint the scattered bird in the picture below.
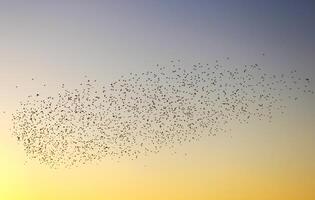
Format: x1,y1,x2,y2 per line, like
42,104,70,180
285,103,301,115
11,60,313,168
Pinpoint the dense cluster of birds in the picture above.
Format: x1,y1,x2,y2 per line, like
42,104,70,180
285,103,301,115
11,60,313,168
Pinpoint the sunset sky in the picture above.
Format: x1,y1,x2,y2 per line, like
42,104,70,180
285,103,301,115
0,1,314,200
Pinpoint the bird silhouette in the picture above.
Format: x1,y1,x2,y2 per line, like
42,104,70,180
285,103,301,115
11,59,314,168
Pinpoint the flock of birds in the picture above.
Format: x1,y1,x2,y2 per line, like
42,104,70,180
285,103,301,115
10,59,313,168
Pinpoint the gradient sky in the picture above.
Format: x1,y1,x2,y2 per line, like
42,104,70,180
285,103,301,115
0,1,314,200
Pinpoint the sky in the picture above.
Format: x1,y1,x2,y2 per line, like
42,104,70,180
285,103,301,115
0,1,314,200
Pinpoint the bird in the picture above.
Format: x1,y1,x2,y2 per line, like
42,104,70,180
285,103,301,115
11,58,313,168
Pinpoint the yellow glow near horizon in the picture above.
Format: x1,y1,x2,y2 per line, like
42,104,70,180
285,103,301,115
1,103,315,200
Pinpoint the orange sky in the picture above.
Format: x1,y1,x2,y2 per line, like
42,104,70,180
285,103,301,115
0,1,315,200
